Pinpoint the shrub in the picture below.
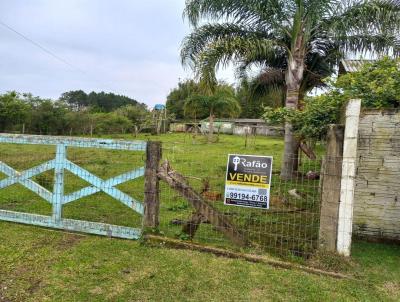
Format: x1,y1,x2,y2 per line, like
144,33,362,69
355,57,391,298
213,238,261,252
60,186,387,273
264,57,400,140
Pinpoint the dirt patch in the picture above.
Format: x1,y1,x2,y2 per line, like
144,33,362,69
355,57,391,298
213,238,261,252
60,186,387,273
0,285,11,302
27,280,42,294
0,273,42,301
380,281,400,297
0,295,12,302
55,234,83,250
89,286,103,295
307,250,357,273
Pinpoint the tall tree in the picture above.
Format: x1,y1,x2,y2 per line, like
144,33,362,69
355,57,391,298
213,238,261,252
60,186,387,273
184,85,241,142
181,0,400,179
166,79,203,119
0,92,29,132
236,76,285,118
60,90,88,111
115,105,152,136
60,90,144,113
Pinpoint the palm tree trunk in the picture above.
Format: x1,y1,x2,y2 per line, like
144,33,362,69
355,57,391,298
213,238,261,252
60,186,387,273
281,52,305,180
208,113,214,143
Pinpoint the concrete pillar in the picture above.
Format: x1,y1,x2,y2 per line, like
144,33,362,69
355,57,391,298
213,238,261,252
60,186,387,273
337,99,361,256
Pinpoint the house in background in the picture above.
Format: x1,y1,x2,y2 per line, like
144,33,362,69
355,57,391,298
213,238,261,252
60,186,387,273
169,121,201,133
196,118,284,137
338,59,376,75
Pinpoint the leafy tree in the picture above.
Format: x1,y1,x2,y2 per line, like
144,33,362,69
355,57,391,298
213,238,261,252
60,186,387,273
166,80,203,119
264,57,400,140
184,85,241,142
60,90,89,111
64,111,92,135
90,113,133,134
0,91,150,136
0,92,30,132
264,92,345,140
60,90,144,113
181,0,400,179
336,57,400,108
236,77,284,118
115,105,153,136
28,99,69,135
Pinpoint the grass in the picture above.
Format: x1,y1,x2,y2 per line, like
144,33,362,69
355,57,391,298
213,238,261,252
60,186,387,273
0,133,322,259
0,223,399,301
0,132,399,300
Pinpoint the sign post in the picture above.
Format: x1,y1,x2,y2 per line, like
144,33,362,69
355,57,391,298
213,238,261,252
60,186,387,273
224,154,273,209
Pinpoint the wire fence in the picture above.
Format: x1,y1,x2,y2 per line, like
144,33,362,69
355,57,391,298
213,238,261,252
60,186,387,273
2,106,399,265
2,126,397,261
0,134,328,260
158,141,324,260
0,135,146,239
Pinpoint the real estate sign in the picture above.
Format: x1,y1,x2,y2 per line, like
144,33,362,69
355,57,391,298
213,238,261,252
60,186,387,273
224,154,273,209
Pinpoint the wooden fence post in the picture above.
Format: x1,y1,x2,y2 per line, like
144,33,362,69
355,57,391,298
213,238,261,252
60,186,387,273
143,141,162,229
319,124,344,252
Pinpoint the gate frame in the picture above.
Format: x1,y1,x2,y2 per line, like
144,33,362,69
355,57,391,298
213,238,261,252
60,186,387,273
0,133,151,239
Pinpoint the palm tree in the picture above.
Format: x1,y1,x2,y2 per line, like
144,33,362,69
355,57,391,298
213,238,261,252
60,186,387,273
184,86,241,142
237,51,336,117
181,0,400,179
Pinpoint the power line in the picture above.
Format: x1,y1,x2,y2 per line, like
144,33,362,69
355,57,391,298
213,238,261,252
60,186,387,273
0,19,118,93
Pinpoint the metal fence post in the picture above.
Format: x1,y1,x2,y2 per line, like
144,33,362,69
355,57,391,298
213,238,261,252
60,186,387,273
143,141,162,229
319,124,344,252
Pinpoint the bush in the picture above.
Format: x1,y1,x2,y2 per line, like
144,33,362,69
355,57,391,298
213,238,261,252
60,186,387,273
336,57,400,108
90,113,133,134
264,57,400,140
264,92,345,140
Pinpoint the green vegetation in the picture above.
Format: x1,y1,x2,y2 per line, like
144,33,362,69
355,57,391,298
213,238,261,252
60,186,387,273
59,90,143,112
0,91,151,135
166,78,283,120
181,0,400,179
0,133,324,258
166,79,203,120
0,223,398,301
0,133,399,301
264,57,400,140
184,85,241,142
336,57,400,108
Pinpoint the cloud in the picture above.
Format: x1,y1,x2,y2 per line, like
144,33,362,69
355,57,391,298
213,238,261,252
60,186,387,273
0,0,218,107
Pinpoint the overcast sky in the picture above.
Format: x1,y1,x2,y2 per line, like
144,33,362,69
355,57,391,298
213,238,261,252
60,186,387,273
0,0,234,107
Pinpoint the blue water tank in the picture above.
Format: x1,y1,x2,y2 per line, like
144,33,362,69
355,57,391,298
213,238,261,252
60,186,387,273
154,104,166,110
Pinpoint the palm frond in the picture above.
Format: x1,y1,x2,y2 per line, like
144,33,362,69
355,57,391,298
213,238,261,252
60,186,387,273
182,0,400,110
184,29,286,88
321,0,400,56
181,23,287,67
184,0,287,27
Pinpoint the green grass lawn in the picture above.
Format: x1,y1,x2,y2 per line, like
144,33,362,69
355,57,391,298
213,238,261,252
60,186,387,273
0,133,322,259
0,133,399,301
0,222,399,301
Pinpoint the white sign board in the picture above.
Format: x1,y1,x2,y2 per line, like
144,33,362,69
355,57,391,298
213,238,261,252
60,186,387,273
224,154,273,209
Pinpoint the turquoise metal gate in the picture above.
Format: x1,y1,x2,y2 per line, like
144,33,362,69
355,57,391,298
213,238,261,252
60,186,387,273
0,134,146,239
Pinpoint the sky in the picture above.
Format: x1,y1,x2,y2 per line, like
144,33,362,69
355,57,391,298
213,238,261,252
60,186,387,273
0,0,235,108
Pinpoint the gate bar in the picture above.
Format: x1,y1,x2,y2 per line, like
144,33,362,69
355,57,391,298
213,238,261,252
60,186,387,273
0,210,141,239
0,133,146,151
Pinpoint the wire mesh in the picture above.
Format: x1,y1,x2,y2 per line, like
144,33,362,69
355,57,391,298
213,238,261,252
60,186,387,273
158,136,325,260
0,135,146,238
4,123,397,260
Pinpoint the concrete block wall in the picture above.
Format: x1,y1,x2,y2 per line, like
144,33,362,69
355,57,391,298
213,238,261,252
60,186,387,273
354,109,400,241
